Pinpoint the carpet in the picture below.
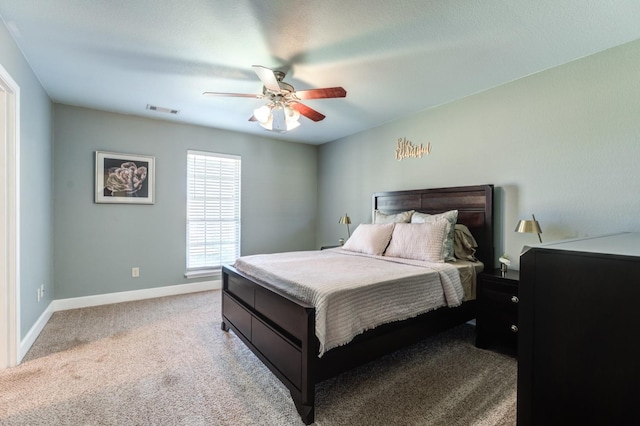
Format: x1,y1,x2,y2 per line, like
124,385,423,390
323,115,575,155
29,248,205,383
0,290,516,425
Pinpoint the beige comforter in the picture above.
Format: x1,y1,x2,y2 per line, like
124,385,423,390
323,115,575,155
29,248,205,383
233,248,464,356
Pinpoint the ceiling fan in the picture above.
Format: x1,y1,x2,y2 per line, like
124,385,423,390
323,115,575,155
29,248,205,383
203,65,347,133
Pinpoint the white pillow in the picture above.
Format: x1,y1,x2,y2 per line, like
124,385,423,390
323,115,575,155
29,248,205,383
373,210,414,224
342,223,395,256
411,210,458,261
384,221,449,263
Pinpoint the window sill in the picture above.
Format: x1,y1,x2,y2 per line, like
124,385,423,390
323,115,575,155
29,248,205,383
185,269,221,280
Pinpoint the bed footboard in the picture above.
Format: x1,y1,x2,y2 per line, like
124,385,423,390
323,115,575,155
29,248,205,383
221,265,317,424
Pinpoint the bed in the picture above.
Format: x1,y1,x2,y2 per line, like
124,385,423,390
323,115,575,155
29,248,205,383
221,184,494,424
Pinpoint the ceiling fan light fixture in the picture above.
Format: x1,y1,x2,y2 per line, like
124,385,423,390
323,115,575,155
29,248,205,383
285,119,300,131
253,104,272,123
259,107,277,131
285,104,300,122
254,102,300,132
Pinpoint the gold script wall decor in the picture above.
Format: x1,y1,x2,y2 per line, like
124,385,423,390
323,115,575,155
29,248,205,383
394,137,431,161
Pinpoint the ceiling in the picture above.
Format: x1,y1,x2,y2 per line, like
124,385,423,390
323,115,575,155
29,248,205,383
2,1,640,145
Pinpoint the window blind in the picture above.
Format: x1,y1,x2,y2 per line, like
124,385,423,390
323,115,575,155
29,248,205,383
186,151,241,272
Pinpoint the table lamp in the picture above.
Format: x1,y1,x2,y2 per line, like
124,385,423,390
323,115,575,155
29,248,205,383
339,214,351,237
515,214,542,243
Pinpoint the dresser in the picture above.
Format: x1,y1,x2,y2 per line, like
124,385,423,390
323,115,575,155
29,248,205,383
517,233,640,426
475,268,519,353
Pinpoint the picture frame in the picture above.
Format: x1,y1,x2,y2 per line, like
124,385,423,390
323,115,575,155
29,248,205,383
95,151,155,204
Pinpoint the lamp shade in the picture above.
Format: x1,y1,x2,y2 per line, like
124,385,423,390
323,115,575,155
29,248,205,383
253,104,271,122
514,220,542,234
515,214,542,243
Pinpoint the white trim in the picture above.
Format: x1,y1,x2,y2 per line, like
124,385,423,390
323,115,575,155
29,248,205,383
186,151,241,271
16,280,221,358
19,301,54,361
184,269,222,279
52,280,221,312
0,64,20,370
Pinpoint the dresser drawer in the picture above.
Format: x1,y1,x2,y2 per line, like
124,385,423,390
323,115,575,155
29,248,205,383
481,316,518,347
479,280,519,311
482,310,518,334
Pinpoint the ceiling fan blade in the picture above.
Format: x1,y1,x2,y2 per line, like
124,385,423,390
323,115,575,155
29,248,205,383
290,102,326,122
294,87,347,100
252,65,281,92
202,92,261,98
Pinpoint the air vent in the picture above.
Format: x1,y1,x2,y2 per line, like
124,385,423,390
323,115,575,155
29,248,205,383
146,104,179,114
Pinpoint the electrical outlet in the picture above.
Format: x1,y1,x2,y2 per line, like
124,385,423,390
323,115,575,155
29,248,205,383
36,288,41,302
40,284,45,298
132,267,140,278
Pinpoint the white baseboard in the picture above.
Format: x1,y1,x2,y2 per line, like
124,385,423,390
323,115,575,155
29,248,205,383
19,301,55,363
19,280,221,360
52,280,221,312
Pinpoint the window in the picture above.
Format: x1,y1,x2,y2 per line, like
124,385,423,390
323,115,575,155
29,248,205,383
186,151,241,276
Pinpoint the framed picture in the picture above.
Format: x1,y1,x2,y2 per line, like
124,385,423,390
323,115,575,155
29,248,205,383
95,151,155,204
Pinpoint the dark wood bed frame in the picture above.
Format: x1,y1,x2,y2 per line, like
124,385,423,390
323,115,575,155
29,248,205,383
221,184,494,424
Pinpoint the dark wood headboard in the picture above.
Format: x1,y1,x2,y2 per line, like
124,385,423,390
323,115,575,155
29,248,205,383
372,184,494,267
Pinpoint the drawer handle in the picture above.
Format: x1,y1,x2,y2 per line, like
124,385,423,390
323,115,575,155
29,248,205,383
511,325,519,333
511,296,519,304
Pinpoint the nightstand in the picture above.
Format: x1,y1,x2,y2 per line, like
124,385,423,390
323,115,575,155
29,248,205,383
475,268,519,354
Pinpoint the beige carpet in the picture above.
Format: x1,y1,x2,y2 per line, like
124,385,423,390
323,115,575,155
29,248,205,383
0,291,516,425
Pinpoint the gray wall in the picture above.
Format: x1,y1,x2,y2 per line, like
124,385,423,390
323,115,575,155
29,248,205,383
6,7,640,337
318,39,640,269
53,105,318,299
0,22,54,339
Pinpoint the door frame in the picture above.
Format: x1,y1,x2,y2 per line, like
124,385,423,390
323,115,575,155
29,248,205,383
0,63,20,369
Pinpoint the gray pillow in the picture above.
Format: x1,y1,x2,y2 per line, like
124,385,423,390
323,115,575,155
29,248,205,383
373,210,414,224
411,210,458,261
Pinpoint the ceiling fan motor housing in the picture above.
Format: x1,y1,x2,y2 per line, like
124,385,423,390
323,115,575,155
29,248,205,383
263,71,294,100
